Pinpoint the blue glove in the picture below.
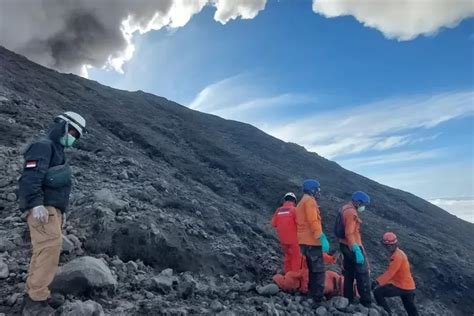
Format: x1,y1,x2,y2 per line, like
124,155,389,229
320,233,330,253
351,244,365,264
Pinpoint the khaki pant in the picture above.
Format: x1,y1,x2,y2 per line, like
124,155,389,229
26,206,62,301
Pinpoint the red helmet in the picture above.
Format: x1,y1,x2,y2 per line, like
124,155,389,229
383,232,398,245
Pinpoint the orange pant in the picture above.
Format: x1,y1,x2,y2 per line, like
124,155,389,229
26,206,62,301
281,243,303,273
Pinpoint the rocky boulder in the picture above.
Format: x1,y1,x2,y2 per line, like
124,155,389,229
60,300,104,316
0,261,8,279
51,256,117,295
256,283,279,296
93,189,128,212
152,268,177,294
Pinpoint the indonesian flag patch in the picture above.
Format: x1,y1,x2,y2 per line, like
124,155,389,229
25,160,38,169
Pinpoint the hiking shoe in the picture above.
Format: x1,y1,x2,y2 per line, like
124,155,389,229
21,295,55,316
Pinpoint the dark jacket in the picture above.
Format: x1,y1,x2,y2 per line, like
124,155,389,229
18,121,72,212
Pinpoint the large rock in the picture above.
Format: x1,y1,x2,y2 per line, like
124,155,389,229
210,300,224,312
256,283,279,296
369,308,380,316
67,234,82,249
60,300,105,316
0,238,15,252
62,235,75,253
0,261,9,279
315,306,328,316
94,189,128,212
152,275,174,294
332,296,349,310
51,256,117,295
152,268,178,294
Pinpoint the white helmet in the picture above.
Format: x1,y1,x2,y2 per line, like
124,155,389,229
57,111,87,137
284,192,297,201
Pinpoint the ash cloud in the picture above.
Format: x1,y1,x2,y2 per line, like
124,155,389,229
0,0,266,76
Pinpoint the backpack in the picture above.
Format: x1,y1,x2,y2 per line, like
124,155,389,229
334,207,347,239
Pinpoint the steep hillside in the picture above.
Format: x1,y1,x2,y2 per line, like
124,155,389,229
0,46,473,315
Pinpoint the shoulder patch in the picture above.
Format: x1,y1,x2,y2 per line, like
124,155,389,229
25,160,38,169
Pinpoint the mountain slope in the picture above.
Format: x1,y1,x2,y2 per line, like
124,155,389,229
0,46,473,314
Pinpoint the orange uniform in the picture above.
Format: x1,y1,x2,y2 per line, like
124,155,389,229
295,194,322,246
271,201,298,244
339,202,363,247
271,201,302,273
377,248,416,290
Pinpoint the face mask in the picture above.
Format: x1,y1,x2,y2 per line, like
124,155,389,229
357,205,366,212
60,134,77,147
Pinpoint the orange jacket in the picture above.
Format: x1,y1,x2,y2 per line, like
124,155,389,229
339,202,363,247
377,248,416,290
296,194,322,246
271,201,298,244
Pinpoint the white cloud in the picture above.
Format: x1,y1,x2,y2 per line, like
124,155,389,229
312,0,474,41
213,0,267,24
429,198,474,223
190,76,473,159
368,162,474,200
189,74,316,122
340,149,442,169
267,90,474,158
0,0,267,76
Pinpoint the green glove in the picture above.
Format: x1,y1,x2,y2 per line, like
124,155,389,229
320,233,330,253
351,244,365,264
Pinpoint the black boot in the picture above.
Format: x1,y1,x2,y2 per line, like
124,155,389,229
21,295,55,316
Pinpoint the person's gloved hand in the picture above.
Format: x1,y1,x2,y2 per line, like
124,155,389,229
371,280,379,290
351,244,365,264
32,205,49,224
319,233,330,253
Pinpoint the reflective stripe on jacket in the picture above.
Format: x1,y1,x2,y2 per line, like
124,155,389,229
271,201,298,244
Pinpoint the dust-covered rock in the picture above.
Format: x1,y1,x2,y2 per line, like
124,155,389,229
256,283,279,296
51,256,117,295
0,261,9,279
60,300,104,316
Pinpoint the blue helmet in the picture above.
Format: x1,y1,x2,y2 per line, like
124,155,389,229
352,191,370,205
303,179,321,196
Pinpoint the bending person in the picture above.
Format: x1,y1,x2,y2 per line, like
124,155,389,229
373,232,419,316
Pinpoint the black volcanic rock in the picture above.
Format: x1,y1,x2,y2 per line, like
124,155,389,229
0,46,473,315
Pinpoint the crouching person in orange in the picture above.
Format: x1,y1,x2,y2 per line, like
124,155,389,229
373,232,419,316
271,192,302,273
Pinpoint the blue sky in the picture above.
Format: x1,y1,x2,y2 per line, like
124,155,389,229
88,1,474,222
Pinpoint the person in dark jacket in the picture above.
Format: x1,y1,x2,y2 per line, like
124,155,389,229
19,112,86,315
